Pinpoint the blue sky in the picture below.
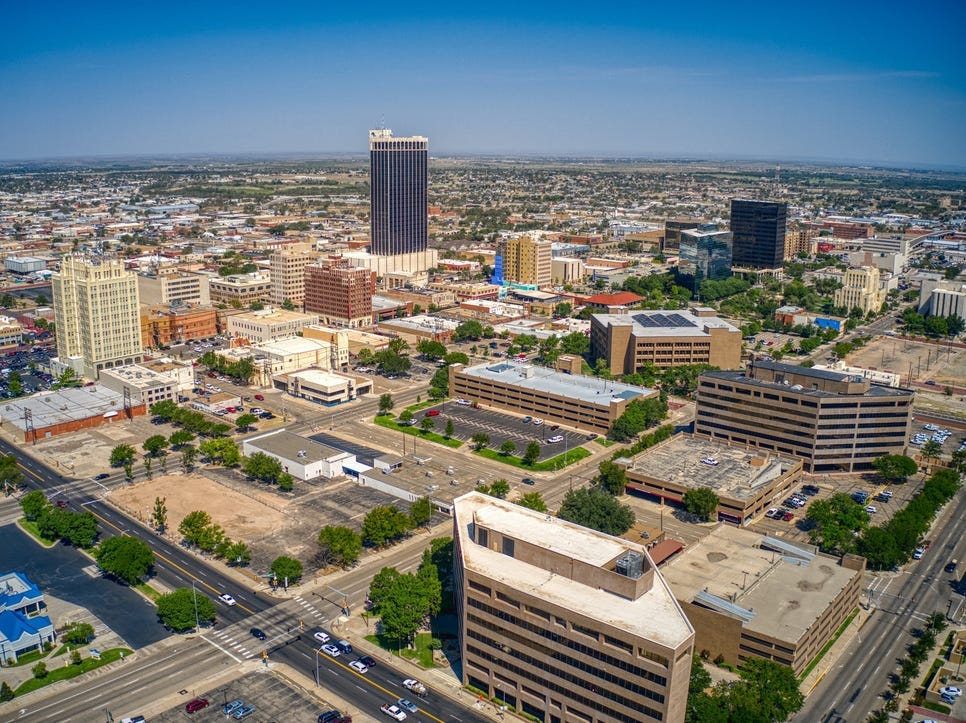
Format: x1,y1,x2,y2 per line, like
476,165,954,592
2,1,964,167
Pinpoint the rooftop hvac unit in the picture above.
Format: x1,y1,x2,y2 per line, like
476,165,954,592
616,551,645,579
297,450,307,458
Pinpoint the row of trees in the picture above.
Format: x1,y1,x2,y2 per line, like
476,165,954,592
149,400,237,438
316,498,434,569
199,351,255,383
244,452,294,491
900,308,965,339
686,656,804,722
20,490,98,547
178,510,251,565
610,396,669,441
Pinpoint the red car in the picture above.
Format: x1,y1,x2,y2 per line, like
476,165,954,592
185,698,209,713
254,394,264,401
782,511,794,522
426,410,440,417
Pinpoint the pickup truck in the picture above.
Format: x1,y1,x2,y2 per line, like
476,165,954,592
402,678,427,696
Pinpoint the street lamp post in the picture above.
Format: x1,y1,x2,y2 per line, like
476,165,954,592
191,581,200,631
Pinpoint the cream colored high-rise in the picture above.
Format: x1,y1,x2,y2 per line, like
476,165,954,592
52,257,144,379
269,243,318,309
501,236,552,287
834,266,885,315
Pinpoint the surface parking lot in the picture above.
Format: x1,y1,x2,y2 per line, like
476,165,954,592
150,670,335,723
417,401,590,461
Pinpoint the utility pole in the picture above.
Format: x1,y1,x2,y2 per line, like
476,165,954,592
192,580,200,631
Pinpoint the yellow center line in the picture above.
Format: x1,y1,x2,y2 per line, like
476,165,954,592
318,655,445,723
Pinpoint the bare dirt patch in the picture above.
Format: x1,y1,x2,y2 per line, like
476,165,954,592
845,337,957,383
110,473,290,541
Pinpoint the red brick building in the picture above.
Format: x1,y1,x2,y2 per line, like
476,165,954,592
304,259,376,328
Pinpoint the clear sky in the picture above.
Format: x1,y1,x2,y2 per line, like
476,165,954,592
2,1,964,168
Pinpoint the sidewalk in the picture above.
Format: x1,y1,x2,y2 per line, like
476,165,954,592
799,605,874,695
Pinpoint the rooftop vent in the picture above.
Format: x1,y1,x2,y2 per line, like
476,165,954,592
616,550,645,579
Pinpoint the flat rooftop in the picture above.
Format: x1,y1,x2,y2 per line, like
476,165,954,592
0,386,130,430
377,315,461,332
456,361,657,407
661,525,859,644
455,492,693,649
623,435,798,502
255,336,331,355
245,430,347,463
594,309,739,337
703,368,913,399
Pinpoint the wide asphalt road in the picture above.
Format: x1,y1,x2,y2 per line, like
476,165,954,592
796,488,966,722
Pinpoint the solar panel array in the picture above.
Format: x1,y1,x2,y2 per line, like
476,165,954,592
632,312,696,329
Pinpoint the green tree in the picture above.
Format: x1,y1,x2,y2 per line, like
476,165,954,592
156,588,216,631
555,302,573,317
523,440,541,466
596,460,627,496
610,397,668,441
244,452,287,486
281,298,296,311
378,571,432,646
169,429,195,449
443,351,469,366
222,540,251,566
199,437,240,466
499,439,516,456
373,348,411,376
444,419,455,438
362,505,411,547
61,511,98,548
235,413,258,431
7,371,23,398
516,491,548,512
560,331,590,355
489,479,510,499
20,489,48,520
452,320,484,341
683,487,720,521
416,339,447,361
806,493,870,554
142,434,169,457
317,525,363,568
872,454,917,483
0,681,15,702
420,416,436,433
110,444,136,467
558,486,635,536
149,496,167,533
408,496,433,529
181,446,198,471
471,432,490,450
62,621,95,645
0,455,24,492
833,341,853,358
270,555,304,585
150,399,179,420
726,658,804,722
95,535,154,585
399,409,414,425
920,439,942,465
378,393,395,415
179,510,214,547
52,367,81,389
32,662,47,679
368,566,402,610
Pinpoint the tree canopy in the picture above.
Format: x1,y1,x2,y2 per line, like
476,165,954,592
317,525,363,568
270,555,304,584
362,505,411,547
683,487,720,521
872,454,917,482
610,396,668,441
558,486,635,536
805,493,870,555
95,535,154,585
156,588,216,631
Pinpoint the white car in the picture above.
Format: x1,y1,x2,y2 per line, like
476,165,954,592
455,399,471,406
940,685,962,697
381,704,407,721
313,631,330,644
349,659,369,673
701,457,719,466
546,435,564,444
218,593,237,606
865,505,877,514
532,419,544,426
320,643,341,657
765,508,780,519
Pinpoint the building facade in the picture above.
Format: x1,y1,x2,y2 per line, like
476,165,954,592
0,316,23,350
833,266,885,315
500,236,553,288
304,260,375,328
454,492,694,723
590,308,742,376
99,359,193,406
140,305,218,348
0,572,56,664
137,271,211,306
730,199,787,270
276,368,372,406
269,243,317,309
51,256,144,379
369,128,428,256
207,272,272,307
694,360,914,472
662,218,701,252
225,307,320,343
448,361,658,433
677,228,733,292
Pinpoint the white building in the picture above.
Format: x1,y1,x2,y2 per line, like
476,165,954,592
226,307,320,343
242,430,355,480
276,368,372,406
99,358,194,406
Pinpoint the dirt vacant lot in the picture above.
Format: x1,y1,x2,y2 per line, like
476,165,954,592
846,336,963,385
111,473,289,541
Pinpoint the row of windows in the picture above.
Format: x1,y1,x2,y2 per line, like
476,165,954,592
467,616,666,704
465,642,663,723
466,597,668,681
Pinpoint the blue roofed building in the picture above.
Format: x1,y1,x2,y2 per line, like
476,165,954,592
0,571,56,664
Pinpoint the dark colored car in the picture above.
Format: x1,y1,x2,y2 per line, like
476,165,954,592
522,477,535,486
801,485,820,496
946,560,958,573
186,698,210,713
359,655,377,668
250,627,267,640
55,499,68,508
318,711,342,723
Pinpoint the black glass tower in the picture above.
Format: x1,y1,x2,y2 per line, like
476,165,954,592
369,129,428,256
730,199,787,269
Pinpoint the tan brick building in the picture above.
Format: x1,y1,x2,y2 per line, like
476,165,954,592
269,242,317,309
590,308,742,376
455,492,694,723
140,305,218,348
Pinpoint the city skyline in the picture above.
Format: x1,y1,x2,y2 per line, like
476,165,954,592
1,1,964,168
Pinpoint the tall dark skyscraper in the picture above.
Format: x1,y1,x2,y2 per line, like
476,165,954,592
729,199,787,269
369,128,428,256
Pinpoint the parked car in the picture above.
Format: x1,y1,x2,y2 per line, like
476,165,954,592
945,560,958,573
521,416,533,423
700,457,719,466
865,505,877,515
254,394,264,400
186,698,210,713
546,435,564,444
765,508,780,519
336,639,353,654
940,685,962,697
233,704,256,720
455,399,471,406
782,511,795,522
318,711,342,723
801,484,820,496
426,410,440,417
223,700,245,715
532,419,544,426
913,546,925,560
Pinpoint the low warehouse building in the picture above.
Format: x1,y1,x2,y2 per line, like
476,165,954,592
242,430,355,480
0,386,144,442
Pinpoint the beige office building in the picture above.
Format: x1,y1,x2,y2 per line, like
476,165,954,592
501,236,552,287
226,307,320,344
52,256,144,379
833,266,885,315
269,243,318,309
455,492,694,723
590,308,742,376
137,271,210,307
207,272,272,307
